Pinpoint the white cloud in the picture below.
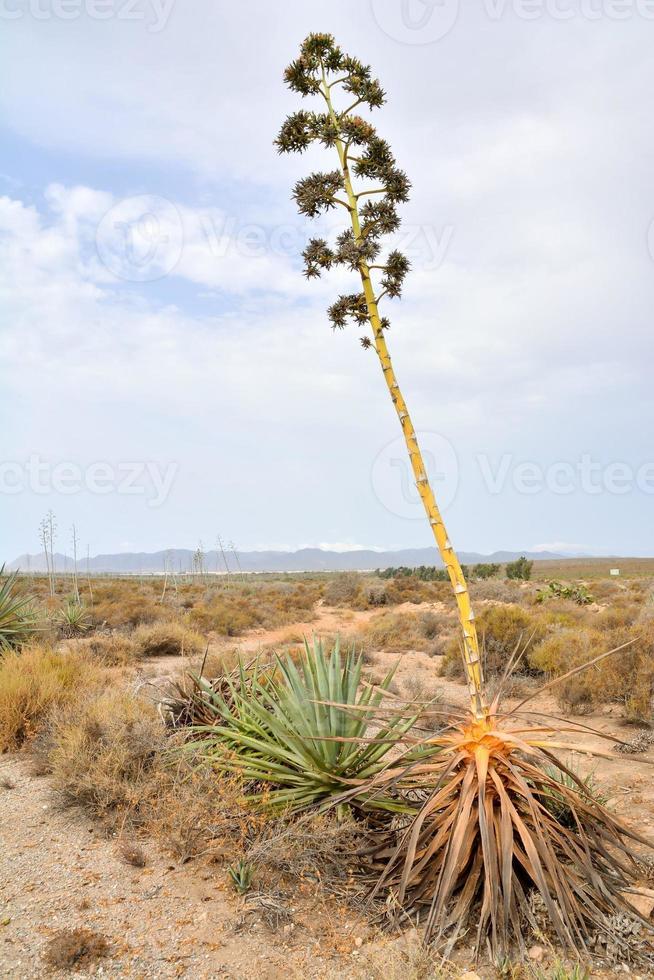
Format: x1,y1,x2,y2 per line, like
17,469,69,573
2,7,654,557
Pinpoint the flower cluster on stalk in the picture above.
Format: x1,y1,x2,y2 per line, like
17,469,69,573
275,33,411,345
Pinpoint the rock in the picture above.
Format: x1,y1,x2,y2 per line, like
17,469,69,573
459,973,482,980
528,945,545,963
625,888,654,919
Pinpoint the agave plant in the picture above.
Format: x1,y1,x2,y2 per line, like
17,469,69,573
330,644,654,960
0,564,37,651
193,638,420,813
162,656,266,729
56,597,91,637
275,35,654,962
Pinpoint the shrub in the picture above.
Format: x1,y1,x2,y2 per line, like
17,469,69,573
323,573,362,607
377,565,448,581
383,575,447,606
530,622,654,721
132,622,204,658
43,928,111,971
536,581,594,606
358,609,452,653
506,555,533,580
88,583,168,629
41,690,167,818
588,622,654,722
594,603,641,631
188,599,256,634
528,628,603,676
0,645,102,750
364,583,388,607
472,563,501,580
468,579,525,603
442,604,547,678
84,632,137,666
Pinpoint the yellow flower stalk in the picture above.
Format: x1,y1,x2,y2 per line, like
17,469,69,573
276,33,486,718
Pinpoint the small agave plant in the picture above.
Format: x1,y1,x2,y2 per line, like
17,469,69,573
56,597,91,638
192,638,418,814
0,564,37,651
275,33,654,962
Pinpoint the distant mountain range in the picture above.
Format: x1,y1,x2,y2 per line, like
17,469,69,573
8,547,570,575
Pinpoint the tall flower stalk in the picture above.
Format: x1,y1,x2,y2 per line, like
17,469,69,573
276,33,485,718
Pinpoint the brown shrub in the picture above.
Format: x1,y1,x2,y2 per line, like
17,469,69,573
84,632,137,666
364,583,388,607
243,811,361,891
43,928,111,971
530,622,654,721
187,580,320,634
442,604,548,678
89,584,168,629
358,609,452,654
588,622,654,722
188,598,258,634
556,677,595,715
132,621,205,658
383,576,448,606
468,579,527,604
593,603,641,631
323,573,363,607
36,686,269,860
0,645,103,751
40,691,167,819
119,839,148,867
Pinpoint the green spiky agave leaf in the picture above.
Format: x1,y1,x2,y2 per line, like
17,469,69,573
0,565,38,650
192,638,418,813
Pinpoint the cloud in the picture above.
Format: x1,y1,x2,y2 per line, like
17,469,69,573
2,7,653,557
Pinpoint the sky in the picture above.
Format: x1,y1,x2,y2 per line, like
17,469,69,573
2,0,654,561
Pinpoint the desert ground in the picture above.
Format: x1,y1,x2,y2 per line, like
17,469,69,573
2,565,654,979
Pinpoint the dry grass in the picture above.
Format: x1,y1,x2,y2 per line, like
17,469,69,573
37,690,167,819
132,621,205,658
358,609,454,654
34,683,275,863
119,839,148,867
0,644,103,751
243,811,362,891
442,604,549,678
43,927,111,971
84,631,137,665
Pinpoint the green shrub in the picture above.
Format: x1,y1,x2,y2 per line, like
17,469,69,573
472,563,501,580
536,581,594,605
506,556,533,580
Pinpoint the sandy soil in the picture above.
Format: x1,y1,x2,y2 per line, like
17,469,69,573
3,602,654,978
